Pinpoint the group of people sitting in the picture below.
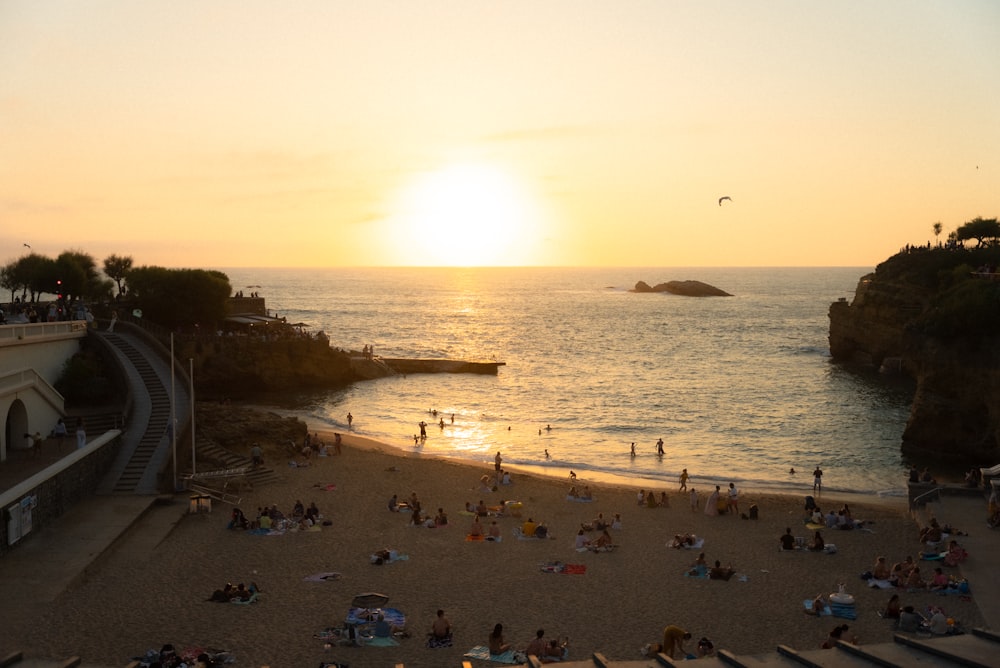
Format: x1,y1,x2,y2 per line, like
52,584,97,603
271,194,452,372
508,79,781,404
574,527,614,551
886,596,959,635
686,551,735,580
488,623,568,661
227,501,323,531
567,485,594,500
207,581,260,603
669,533,700,549
867,548,968,591
637,489,670,508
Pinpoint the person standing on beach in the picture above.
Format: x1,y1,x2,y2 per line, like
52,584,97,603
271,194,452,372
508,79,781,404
656,438,664,455
419,421,427,438
704,486,720,516
661,625,691,659
495,451,503,472
727,483,739,515
630,442,636,457
346,412,353,429
689,487,698,512
813,466,824,493
679,468,689,491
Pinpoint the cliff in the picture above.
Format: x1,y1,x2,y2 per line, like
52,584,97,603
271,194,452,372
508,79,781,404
828,247,1000,462
177,337,360,398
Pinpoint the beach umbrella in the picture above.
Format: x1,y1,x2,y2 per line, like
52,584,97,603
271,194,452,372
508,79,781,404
352,592,389,608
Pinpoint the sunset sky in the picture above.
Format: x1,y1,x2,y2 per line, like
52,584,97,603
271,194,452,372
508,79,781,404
2,1,998,268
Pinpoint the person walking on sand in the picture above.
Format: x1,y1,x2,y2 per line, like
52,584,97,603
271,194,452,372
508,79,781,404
679,468,689,491
813,466,824,493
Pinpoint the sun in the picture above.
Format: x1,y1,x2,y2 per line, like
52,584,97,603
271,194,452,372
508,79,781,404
388,162,543,266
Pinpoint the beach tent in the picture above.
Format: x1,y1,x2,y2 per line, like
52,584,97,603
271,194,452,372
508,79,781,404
351,592,389,608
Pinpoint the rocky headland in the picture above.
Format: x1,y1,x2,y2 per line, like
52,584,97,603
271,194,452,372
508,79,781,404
631,279,732,296
829,247,1000,463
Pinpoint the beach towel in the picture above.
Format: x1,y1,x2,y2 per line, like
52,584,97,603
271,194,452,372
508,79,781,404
231,592,259,605
540,562,587,574
685,567,709,579
370,552,409,564
829,602,857,619
428,634,453,648
566,495,595,502
867,579,894,589
921,551,946,561
672,537,705,549
577,544,616,553
362,635,400,647
805,522,825,530
464,646,527,665
803,599,832,616
304,572,342,582
513,528,551,540
347,607,406,627
466,534,486,541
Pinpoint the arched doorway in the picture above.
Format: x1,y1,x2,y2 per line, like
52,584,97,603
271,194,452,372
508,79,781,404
4,399,29,462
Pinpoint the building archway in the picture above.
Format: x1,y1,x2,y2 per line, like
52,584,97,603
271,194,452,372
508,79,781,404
4,399,29,461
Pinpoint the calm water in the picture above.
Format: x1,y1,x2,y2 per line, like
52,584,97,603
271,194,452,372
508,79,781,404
219,267,914,497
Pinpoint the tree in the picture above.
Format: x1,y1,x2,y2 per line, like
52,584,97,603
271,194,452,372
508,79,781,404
955,217,1000,248
933,221,943,245
103,254,133,296
0,263,24,303
127,266,232,329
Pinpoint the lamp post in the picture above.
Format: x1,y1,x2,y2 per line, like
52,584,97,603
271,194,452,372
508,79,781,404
171,334,177,491
189,358,196,475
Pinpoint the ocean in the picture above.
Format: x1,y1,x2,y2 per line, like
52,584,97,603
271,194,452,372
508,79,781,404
218,266,914,498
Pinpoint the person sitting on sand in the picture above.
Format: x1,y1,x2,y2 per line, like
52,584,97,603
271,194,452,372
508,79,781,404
611,513,622,529
825,509,838,528
805,594,829,616
525,629,547,657
428,609,452,647
820,623,856,648
575,529,591,550
646,491,657,508
544,637,569,660
521,517,538,537
808,530,825,552
944,540,969,566
580,485,593,500
568,486,579,498
696,637,715,658
534,521,550,539
709,560,735,581
388,494,400,512
434,508,448,526
593,529,614,550
465,501,475,513
469,514,484,537
228,508,249,530
374,612,403,638
476,499,488,515
688,551,708,576
929,567,950,591
898,605,927,633
659,491,670,508
488,520,502,540
873,556,891,581
779,527,796,551
488,623,511,655
919,518,943,544
905,565,926,589
883,594,901,619
410,509,426,527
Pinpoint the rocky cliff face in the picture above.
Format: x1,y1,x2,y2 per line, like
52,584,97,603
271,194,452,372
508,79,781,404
178,337,359,398
829,251,1000,463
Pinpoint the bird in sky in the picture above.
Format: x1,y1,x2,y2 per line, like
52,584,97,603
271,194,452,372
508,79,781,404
718,196,732,206
23,243,31,248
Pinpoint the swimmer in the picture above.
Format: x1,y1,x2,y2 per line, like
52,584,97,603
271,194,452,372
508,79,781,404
545,424,552,431
789,467,796,475
631,442,636,457
544,449,550,459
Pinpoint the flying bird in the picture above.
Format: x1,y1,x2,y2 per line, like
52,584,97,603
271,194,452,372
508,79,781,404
718,196,732,206
23,243,31,248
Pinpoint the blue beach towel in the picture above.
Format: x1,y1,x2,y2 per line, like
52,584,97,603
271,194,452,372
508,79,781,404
463,646,526,665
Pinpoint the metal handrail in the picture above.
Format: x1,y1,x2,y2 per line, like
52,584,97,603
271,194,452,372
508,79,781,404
911,486,942,508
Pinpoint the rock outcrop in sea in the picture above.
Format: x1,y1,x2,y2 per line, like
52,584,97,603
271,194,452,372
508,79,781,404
631,280,732,297
828,247,1000,462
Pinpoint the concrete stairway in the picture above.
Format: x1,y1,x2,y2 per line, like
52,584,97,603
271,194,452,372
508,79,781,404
492,627,1000,667
97,332,172,494
192,441,282,489
0,650,135,668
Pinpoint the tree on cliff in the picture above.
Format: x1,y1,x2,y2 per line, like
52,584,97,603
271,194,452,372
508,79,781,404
955,216,1000,248
126,266,232,329
103,254,133,296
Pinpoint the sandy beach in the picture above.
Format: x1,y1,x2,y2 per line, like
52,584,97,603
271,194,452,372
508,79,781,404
2,427,985,668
